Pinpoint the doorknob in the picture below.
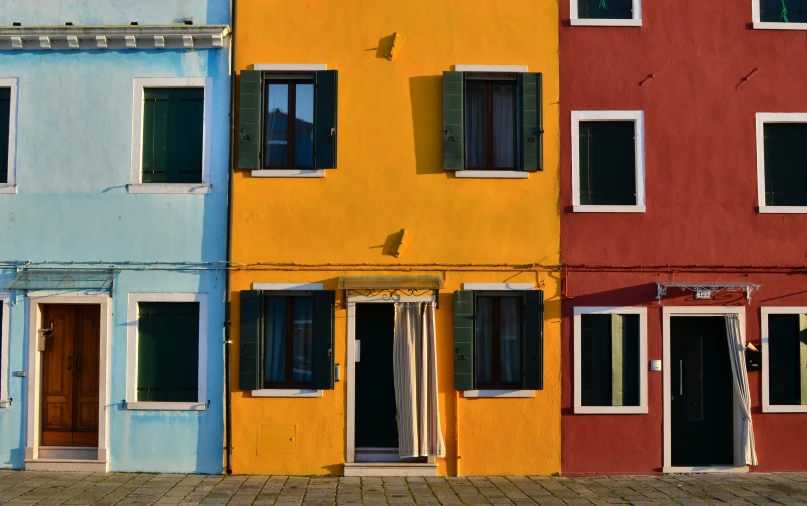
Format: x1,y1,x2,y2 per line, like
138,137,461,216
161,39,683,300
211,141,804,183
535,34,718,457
76,355,82,378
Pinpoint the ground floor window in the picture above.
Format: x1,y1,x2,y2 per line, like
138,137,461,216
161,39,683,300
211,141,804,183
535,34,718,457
763,308,807,412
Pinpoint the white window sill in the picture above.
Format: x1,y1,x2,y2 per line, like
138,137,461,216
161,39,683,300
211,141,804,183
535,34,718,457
251,389,323,398
0,399,10,408
758,206,807,214
251,169,325,178
463,390,534,398
125,402,206,411
454,170,528,179
573,204,646,213
762,404,807,413
0,184,17,194
127,183,212,194
569,18,642,27
753,21,807,30
574,405,648,414
663,466,748,474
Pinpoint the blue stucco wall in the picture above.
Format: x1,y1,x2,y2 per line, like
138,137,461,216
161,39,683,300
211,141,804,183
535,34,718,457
0,0,230,473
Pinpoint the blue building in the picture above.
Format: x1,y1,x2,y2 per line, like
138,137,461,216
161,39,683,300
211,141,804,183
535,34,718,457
0,1,230,473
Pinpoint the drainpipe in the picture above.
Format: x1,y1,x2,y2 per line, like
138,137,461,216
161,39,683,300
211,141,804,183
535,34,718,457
223,0,238,476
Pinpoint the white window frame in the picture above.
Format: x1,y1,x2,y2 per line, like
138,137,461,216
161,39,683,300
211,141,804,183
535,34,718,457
752,0,807,30
129,77,213,195
570,0,642,26
249,64,328,179
125,292,208,411
571,110,646,213
460,282,536,398
761,307,807,413
0,78,19,194
0,292,10,407
573,306,648,414
755,113,807,213
451,65,531,180
249,282,324,398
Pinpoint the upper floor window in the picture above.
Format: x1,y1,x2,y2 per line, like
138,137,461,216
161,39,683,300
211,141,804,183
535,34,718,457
238,68,337,174
571,111,646,213
756,0,807,27
756,113,807,213
443,67,543,176
0,78,18,193
129,77,213,194
570,0,642,26
762,308,807,413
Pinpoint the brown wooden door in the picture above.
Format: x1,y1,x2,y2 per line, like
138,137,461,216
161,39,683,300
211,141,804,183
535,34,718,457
41,305,100,447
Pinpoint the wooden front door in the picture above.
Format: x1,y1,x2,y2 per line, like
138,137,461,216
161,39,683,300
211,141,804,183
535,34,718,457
41,305,100,447
670,316,734,467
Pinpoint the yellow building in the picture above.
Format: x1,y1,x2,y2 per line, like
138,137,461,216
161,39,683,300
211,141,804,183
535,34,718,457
229,0,560,476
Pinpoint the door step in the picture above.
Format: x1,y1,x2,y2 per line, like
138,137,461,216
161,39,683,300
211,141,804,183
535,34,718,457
343,463,438,477
25,458,108,472
38,446,98,460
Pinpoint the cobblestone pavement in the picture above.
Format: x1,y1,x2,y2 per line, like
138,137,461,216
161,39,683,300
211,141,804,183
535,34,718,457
3,471,807,506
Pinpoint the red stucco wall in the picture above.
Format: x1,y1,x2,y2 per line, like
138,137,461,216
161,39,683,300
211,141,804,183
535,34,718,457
560,0,807,474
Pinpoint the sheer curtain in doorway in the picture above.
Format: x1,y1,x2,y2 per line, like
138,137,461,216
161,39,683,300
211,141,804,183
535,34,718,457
725,314,758,466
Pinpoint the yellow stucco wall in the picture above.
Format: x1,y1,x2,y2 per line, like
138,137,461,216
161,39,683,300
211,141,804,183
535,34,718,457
231,0,560,476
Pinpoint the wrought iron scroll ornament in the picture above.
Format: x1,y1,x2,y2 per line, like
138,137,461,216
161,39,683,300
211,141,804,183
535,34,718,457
345,288,439,306
655,282,762,305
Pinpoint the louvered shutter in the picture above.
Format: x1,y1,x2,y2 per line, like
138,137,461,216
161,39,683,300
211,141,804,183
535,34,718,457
453,290,475,390
239,290,263,390
523,290,544,390
314,70,338,169
518,72,543,172
238,70,263,170
443,71,465,171
312,290,336,390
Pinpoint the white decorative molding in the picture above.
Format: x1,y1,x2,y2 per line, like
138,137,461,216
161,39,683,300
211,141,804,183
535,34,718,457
0,25,230,50
656,282,762,305
760,307,807,413
756,113,807,213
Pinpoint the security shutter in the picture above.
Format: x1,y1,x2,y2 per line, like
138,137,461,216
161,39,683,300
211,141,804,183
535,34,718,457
523,290,544,390
238,70,263,170
518,73,543,172
314,70,338,170
239,290,264,390
453,290,475,390
312,290,336,390
443,71,465,171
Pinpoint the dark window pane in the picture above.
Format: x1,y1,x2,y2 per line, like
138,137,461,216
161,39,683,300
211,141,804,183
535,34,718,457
476,294,523,387
579,121,637,206
475,296,494,385
761,0,807,23
141,88,204,184
578,0,633,19
136,302,200,402
265,83,289,167
499,297,521,383
492,83,515,168
0,88,9,184
295,83,314,168
764,123,807,206
581,313,640,407
465,82,487,169
292,296,314,382
264,296,288,382
769,314,804,405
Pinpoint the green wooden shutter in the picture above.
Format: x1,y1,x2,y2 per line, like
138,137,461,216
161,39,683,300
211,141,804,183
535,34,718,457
443,71,465,171
239,290,264,390
314,70,337,169
0,88,10,184
238,70,263,170
453,290,475,390
312,290,336,390
523,290,544,390
168,89,204,184
518,73,543,172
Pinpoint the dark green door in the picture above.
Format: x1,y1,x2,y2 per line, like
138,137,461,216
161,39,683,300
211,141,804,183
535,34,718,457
355,304,399,449
671,316,734,467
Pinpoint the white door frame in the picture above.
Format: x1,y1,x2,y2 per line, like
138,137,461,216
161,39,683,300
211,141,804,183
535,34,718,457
662,306,748,473
345,294,436,464
24,292,111,469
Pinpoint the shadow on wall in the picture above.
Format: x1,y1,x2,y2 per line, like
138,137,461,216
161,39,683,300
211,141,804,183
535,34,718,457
409,76,447,176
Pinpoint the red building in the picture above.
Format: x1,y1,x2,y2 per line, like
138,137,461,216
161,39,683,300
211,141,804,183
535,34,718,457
560,0,807,474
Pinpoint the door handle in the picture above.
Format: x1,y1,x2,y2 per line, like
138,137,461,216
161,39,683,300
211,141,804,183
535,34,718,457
67,355,72,371
679,360,683,396
76,355,82,378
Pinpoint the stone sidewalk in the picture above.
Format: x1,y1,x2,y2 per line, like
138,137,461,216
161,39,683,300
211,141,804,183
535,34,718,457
2,471,807,506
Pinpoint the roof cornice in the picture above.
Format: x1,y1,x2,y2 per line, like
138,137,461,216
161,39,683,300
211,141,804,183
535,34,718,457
0,24,231,50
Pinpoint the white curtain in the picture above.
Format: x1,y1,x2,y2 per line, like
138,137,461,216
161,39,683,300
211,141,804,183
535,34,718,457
393,302,446,458
725,314,758,466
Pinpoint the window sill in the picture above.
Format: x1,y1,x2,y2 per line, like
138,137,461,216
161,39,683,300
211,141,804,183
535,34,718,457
753,21,807,30
573,204,646,213
127,183,211,194
125,402,206,411
758,206,807,214
463,390,534,398
762,404,807,413
0,184,17,194
251,389,323,398
663,466,748,474
0,399,10,408
454,170,528,179
251,169,325,178
574,405,648,414
569,18,642,27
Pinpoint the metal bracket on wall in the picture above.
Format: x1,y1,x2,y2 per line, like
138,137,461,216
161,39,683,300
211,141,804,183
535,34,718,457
345,288,440,308
655,282,762,305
